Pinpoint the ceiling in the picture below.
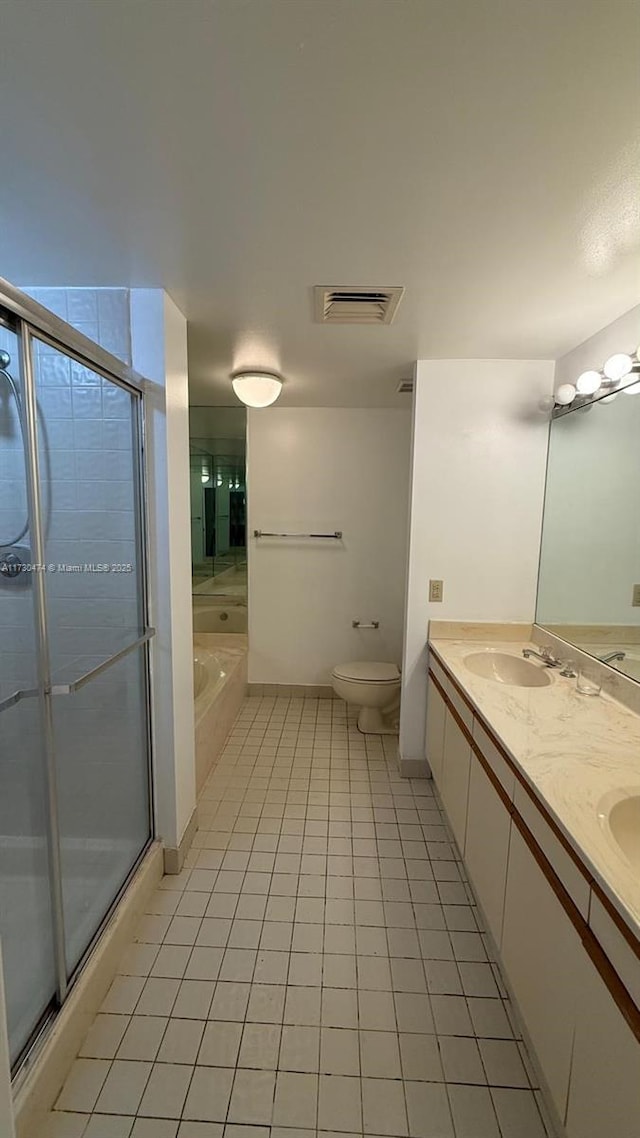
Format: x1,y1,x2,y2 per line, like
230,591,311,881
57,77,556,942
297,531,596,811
0,0,638,406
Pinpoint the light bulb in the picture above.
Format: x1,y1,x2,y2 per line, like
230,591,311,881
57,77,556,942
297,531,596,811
603,353,633,381
600,393,618,404
576,370,601,395
555,384,576,406
201,473,209,484
622,379,640,395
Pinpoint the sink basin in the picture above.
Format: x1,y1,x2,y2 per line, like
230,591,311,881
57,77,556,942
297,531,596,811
463,651,552,688
606,795,640,869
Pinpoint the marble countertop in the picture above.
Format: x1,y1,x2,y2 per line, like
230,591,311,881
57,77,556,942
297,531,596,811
428,638,640,938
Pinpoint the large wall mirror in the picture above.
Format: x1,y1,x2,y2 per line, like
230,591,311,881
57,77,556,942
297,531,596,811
536,384,640,682
189,406,247,634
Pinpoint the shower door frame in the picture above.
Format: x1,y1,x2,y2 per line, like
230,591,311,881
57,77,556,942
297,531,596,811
0,278,155,1075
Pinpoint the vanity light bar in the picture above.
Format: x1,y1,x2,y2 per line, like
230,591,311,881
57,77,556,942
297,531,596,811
553,346,640,412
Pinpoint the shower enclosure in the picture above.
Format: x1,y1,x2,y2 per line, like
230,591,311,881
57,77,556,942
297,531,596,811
0,283,153,1072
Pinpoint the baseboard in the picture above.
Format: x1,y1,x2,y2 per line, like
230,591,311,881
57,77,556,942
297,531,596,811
164,805,198,875
398,756,430,779
247,683,337,698
14,842,163,1138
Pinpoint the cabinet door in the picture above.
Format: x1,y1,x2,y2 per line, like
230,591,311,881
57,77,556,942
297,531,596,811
425,679,446,787
566,950,640,1138
501,826,580,1122
440,710,472,853
465,758,511,946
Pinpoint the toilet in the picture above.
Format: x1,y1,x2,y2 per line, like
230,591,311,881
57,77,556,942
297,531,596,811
331,660,401,734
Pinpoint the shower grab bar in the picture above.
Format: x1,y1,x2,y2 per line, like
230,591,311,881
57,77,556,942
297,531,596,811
51,627,155,695
253,529,343,539
352,621,380,629
0,629,155,712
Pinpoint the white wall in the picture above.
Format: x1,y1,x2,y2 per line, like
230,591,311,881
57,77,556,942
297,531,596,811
400,359,554,762
553,305,640,390
131,290,196,853
247,408,412,686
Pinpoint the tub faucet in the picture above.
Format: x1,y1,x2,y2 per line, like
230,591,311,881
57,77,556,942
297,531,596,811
599,650,626,664
522,645,562,668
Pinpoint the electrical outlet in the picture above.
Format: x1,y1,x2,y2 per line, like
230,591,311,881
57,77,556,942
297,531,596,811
632,584,640,607
429,579,444,603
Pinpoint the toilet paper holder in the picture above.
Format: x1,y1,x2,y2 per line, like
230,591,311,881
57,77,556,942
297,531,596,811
352,620,380,629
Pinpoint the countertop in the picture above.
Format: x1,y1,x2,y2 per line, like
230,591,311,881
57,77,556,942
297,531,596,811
428,638,640,939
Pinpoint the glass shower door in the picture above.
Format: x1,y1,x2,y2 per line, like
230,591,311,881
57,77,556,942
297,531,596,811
0,320,57,1064
31,335,152,975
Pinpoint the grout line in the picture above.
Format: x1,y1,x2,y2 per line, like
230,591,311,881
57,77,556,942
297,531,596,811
61,696,547,1136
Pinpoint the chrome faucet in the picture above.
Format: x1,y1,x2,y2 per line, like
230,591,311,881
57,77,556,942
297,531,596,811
599,650,626,664
522,645,563,668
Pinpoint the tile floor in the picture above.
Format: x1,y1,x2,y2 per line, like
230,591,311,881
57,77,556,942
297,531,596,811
44,696,555,1138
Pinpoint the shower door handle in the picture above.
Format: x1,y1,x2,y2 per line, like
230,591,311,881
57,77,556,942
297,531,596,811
0,631,155,710
51,628,155,696
0,687,39,714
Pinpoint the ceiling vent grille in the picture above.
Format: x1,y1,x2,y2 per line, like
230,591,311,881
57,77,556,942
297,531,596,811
314,285,404,325
396,379,414,394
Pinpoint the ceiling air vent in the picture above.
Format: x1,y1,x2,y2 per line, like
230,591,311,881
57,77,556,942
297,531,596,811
314,285,404,325
397,379,414,394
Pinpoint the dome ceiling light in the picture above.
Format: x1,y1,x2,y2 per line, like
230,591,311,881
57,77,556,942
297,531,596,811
231,370,283,408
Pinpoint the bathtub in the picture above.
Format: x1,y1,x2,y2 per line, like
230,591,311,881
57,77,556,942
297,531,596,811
193,646,229,705
192,601,248,634
193,634,248,793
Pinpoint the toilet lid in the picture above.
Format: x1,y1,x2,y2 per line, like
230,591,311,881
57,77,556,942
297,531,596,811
333,661,400,683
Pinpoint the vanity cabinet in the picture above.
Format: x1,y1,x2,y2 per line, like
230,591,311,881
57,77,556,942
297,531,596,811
440,710,472,853
464,756,511,945
426,659,640,1138
565,951,640,1138
501,825,581,1120
424,676,446,784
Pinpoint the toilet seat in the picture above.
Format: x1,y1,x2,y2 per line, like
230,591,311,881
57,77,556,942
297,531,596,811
332,661,400,684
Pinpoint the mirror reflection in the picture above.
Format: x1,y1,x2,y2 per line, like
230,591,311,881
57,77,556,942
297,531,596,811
536,389,640,682
189,406,247,633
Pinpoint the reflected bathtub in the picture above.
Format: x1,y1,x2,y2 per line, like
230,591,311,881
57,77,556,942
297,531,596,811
193,634,247,793
193,601,248,634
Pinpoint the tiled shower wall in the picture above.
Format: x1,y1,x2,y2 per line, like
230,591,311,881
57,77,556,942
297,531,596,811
22,288,132,367
0,288,135,687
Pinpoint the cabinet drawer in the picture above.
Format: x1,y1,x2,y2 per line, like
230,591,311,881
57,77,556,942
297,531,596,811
472,720,515,799
514,782,590,919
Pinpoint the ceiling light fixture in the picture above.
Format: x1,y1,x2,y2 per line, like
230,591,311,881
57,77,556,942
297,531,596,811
231,370,283,408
